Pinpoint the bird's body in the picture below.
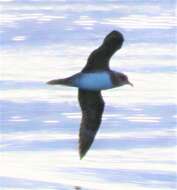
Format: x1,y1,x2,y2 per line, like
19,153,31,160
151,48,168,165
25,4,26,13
47,30,133,159
73,72,113,90
49,71,128,91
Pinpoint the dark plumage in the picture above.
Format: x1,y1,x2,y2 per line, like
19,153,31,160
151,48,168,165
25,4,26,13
82,30,124,72
47,30,133,159
78,89,104,159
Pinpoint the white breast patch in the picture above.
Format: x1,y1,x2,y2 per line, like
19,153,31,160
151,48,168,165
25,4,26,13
74,72,113,90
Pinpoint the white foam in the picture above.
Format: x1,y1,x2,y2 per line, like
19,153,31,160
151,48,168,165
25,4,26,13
12,36,27,41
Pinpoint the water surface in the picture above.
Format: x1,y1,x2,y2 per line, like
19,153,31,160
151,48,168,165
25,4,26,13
0,0,176,189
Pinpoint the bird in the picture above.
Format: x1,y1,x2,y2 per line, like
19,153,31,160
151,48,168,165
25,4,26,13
47,30,133,159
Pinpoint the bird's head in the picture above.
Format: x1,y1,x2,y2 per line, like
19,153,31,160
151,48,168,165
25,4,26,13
112,72,133,87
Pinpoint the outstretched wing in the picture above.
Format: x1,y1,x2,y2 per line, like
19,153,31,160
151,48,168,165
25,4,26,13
78,89,105,159
82,30,124,73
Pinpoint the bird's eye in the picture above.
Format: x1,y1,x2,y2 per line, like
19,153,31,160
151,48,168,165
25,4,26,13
120,75,127,81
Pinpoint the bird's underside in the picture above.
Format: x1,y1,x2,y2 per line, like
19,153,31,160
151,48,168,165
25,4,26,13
78,89,105,159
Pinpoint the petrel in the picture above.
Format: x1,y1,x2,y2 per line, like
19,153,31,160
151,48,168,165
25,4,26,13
47,30,133,159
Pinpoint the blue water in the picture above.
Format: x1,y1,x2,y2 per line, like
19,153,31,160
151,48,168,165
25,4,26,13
0,0,176,190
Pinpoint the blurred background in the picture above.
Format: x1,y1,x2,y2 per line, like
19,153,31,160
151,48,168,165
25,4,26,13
0,0,176,190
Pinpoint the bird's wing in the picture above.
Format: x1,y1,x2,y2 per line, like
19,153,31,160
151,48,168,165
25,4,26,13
81,30,124,73
78,89,105,159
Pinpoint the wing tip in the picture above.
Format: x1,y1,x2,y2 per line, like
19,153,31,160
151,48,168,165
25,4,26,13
79,153,84,160
79,147,87,160
79,130,95,160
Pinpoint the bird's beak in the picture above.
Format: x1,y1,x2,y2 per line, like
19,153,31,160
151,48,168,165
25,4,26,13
127,80,133,87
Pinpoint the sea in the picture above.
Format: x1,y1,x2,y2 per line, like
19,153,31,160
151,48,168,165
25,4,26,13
0,0,176,190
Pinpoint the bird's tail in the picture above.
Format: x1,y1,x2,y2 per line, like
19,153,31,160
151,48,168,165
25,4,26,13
47,78,69,85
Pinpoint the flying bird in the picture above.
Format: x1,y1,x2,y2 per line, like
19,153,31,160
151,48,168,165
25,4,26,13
47,30,133,159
